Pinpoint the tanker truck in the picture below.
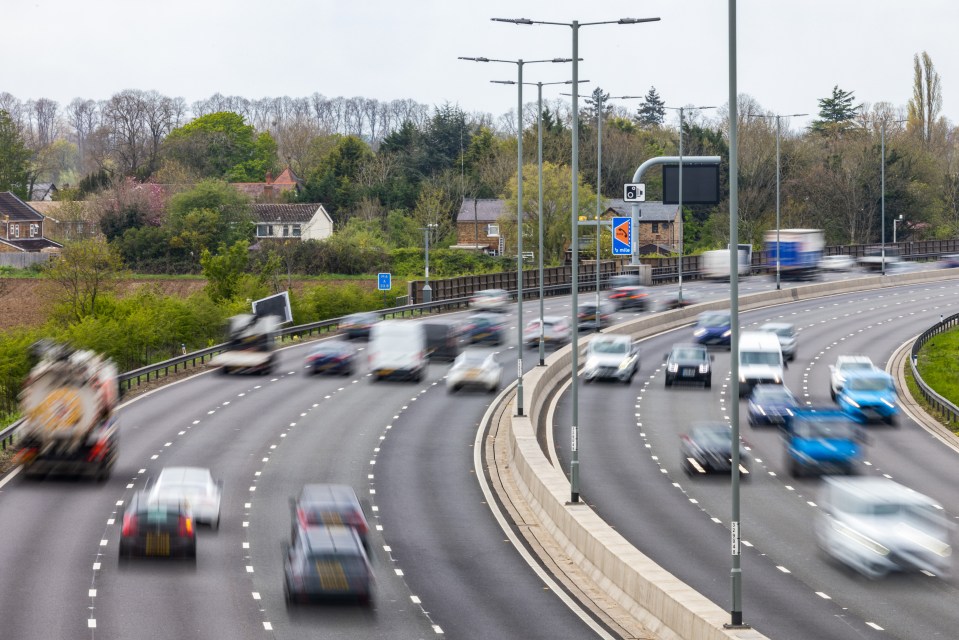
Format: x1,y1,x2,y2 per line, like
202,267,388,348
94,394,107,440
14,341,120,480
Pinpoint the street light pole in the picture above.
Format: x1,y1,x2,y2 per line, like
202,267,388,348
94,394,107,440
422,223,437,303
459,55,572,418
746,111,807,289
494,14,660,504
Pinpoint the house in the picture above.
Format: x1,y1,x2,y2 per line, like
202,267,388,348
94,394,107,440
251,203,333,241
604,199,681,254
0,192,63,253
452,198,504,254
29,183,58,201
232,167,303,202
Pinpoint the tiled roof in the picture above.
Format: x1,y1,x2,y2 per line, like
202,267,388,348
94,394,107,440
29,183,57,201
456,198,505,223
0,192,44,222
272,167,302,185
1,237,63,252
251,203,325,224
605,199,680,222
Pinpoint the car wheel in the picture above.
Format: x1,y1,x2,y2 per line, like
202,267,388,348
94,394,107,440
829,387,836,401
704,377,711,389
788,457,803,478
488,384,498,394
665,377,673,388
211,511,220,531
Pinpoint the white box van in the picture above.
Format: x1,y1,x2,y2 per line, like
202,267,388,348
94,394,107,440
738,330,785,397
368,320,427,382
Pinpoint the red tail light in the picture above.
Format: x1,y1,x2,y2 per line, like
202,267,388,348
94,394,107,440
122,513,138,537
350,511,368,535
297,507,308,527
87,441,107,462
178,516,194,537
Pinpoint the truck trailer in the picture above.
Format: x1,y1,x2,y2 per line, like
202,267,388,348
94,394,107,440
764,228,824,281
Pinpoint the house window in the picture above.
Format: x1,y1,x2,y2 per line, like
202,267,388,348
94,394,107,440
652,222,659,233
292,225,301,237
487,224,500,237
12,224,19,238
283,225,291,237
257,224,274,237
30,223,39,237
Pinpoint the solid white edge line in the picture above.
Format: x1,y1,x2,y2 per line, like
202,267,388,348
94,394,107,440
473,379,616,640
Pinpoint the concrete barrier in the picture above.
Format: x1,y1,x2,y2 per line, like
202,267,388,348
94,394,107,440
504,268,959,640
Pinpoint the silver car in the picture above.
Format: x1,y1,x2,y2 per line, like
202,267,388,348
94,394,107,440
149,467,222,529
759,322,797,361
447,351,502,393
582,334,639,384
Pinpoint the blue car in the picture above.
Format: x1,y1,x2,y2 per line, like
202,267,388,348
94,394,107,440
693,311,732,348
836,370,899,425
464,313,505,346
784,409,865,477
747,384,799,428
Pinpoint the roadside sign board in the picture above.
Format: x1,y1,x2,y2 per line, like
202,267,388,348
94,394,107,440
612,217,632,256
623,183,646,202
377,273,392,291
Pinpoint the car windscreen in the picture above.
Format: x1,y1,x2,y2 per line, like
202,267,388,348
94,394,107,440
740,351,781,366
794,419,856,440
673,348,706,361
846,376,891,391
591,340,628,355
698,313,729,328
753,388,794,403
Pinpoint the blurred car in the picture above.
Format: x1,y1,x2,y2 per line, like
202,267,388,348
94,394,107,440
470,289,508,312
283,525,374,606
829,355,877,400
119,491,196,560
423,320,461,363
816,477,953,579
524,316,571,349
464,313,505,346
680,422,750,477
784,408,864,477
819,255,855,271
577,300,615,331
664,343,713,388
447,351,502,393
304,340,356,376
858,248,901,272
747,384,799,427
291,484,370,550
693,311,732,348
658,290,700,311
940,254,959,269
608,285,651,311
582,334,639,384
759,322,797,361
836,370,899,425
340,312,380,340
149,467,222,529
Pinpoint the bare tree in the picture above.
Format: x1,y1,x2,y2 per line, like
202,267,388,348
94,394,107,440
102,90,149,175
29,98,61,149
67,98,100,175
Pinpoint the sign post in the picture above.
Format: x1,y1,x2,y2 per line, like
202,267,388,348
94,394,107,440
377,273,391,308
611,217,632,256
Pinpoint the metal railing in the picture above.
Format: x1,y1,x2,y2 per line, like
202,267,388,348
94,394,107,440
910,312,959,426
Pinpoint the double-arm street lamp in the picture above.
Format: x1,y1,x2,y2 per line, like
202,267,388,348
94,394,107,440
459,55,573,417
491,15,660,504
746,112,806,290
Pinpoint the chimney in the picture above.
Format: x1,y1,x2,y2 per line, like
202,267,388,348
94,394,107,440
265,171,274,184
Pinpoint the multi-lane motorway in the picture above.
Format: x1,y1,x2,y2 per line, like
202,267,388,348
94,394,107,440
0,265,955,640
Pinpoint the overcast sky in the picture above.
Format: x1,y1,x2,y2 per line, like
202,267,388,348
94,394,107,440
4,0,957,133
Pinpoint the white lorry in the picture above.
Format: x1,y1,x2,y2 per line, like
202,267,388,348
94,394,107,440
368,320,427,382
210,314,279,375
14,342,120,480
701,245,752,280
738,330,786,397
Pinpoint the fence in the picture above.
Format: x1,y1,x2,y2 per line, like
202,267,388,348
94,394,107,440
910,313,959,426
0,253,52,269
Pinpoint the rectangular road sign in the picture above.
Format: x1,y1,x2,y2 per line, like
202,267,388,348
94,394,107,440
624,183,646,202
377,273,392,291
612,217,631,256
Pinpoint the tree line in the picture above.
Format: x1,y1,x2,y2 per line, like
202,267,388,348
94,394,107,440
0,50,956,269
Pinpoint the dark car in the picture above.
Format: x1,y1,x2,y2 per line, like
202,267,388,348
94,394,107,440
340,312,380,340
423,321,462,362
693,311,732,347
119,491,196,561
283,525,374,606
608,285,651,311
305,341,356,376
664,343,713,388
747,384,800,427
658,290,700,311
577,300,615,331
291,484,370,550
464,313,505,346
680,422,751,477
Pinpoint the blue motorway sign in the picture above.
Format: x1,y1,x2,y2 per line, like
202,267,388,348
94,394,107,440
612,217,632,256
377,273,392,291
